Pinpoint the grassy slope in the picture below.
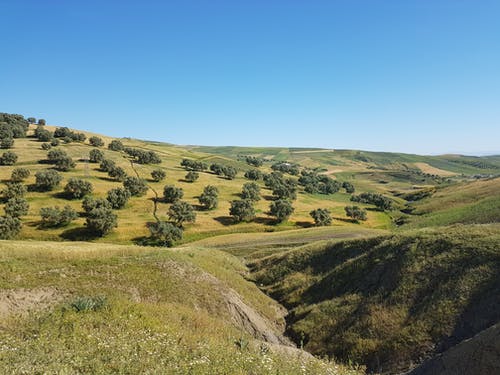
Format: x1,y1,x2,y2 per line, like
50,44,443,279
402,177,500,228
249,224,500,373
0,240,361,374
4,126,395,245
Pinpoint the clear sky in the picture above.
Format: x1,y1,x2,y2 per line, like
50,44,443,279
1,1,499,155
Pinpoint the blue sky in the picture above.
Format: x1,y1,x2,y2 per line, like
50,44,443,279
1,1,499,155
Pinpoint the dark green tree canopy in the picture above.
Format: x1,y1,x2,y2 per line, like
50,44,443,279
229,200,255,223
5,197,29,218
106,187,131,209
269,199,294,223
168,201,196,227
123,176,148,196
344,206,367,221
86,207,117,236
163,185,183,203
40,206,78,228
151,169,166,182
147,221,183,247
241,182,261,201
310,208,332,226
35,170,62,191
64,178,93,199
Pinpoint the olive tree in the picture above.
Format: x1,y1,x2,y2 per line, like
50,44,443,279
163,185,183,203
106,187,131,209
269,199,294,223
147,221,183,247
151,169,166,182
89,136,104,147
0,216,22,239
86,207,117,236
89,149,104,163
198,185,218,210
344,206,367,221
64,178,93,199
35,170,62,191
229,200,255,223
5,197,29,217
241,182,261,201
168,201,196,227
123,176,148,196
11,168,30,182
40,206,78,227
310,208,332,226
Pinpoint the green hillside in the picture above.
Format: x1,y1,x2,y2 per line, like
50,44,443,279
0,240,361,374
248,224,500,373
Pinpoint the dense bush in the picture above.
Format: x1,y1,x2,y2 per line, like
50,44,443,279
198,185,219,210
47,149,75,171
36,128,53,142
351,192,393,211
244,169,263,181
27,117,36,123
41,143,52,150
106,187,131,209
123,176,148,196
11,168,30,182
168,201,196,227
108,139,124,151
163,185,183,203
0,151,18,165
50,138,60,147
3,182,26,200
89,149,104,163
0,215,22,239
147,221,183,247
40,206,78,227
108,166,127,181
38,119,46,125
89,136,104,147
185,171,199,182
229,200,255,223
5,197,29,217
241,182,261,201
310,208,332,226
86,207,117,236
344,206,367,221
269,199,294,223
64,178,93,199
151,169,166,182
35,170,62,191
82,196,111,213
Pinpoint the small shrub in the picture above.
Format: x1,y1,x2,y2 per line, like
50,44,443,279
70,296,108,312
41,142,52,150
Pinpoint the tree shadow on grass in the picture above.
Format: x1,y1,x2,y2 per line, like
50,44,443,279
263,195,275,201
296,221,314,228
98,176,119,183
253,217,275,226
213,216,235,226
60,227,101,241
